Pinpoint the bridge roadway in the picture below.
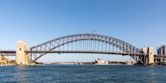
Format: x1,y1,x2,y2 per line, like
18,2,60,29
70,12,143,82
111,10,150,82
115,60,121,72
26,50,145,56
0,50,16,56
0,50,166,57
0,50,16,54
1,50,166,58
0,50,146,56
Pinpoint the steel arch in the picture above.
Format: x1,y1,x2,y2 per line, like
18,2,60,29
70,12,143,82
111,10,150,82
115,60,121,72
30,33,143,63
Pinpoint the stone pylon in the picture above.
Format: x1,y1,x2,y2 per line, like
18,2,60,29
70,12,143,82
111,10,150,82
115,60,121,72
141,48,148,65
147,47,154,65
16,41,30,65
141,47,154,65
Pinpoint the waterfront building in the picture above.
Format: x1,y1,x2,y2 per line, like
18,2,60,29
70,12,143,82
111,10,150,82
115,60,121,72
0,56,8,64
95,58,108,64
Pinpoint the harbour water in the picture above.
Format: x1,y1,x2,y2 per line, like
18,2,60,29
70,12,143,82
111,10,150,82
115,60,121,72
0,65,166,83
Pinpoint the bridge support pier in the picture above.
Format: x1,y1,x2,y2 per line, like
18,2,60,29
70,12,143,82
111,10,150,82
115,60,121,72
16,41,30,65
141,47,154,65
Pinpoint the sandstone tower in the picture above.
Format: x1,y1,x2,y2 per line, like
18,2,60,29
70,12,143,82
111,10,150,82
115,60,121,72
141,47,154,65
16,41,30,65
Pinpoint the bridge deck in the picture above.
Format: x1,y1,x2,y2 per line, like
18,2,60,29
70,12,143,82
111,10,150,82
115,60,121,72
0,50,16,53
1,50,165,58
0,50,16,56
26,50,145,56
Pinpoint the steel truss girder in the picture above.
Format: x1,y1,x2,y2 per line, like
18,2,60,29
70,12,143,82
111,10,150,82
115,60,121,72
30,33,144,64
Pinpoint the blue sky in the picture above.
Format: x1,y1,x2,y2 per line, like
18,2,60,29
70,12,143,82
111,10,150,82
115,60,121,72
0,0,166,62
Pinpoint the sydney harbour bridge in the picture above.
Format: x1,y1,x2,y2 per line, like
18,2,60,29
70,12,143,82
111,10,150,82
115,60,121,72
0,33,164,65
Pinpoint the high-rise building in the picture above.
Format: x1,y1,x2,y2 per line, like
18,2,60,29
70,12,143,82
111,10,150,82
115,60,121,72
157,45,166,56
